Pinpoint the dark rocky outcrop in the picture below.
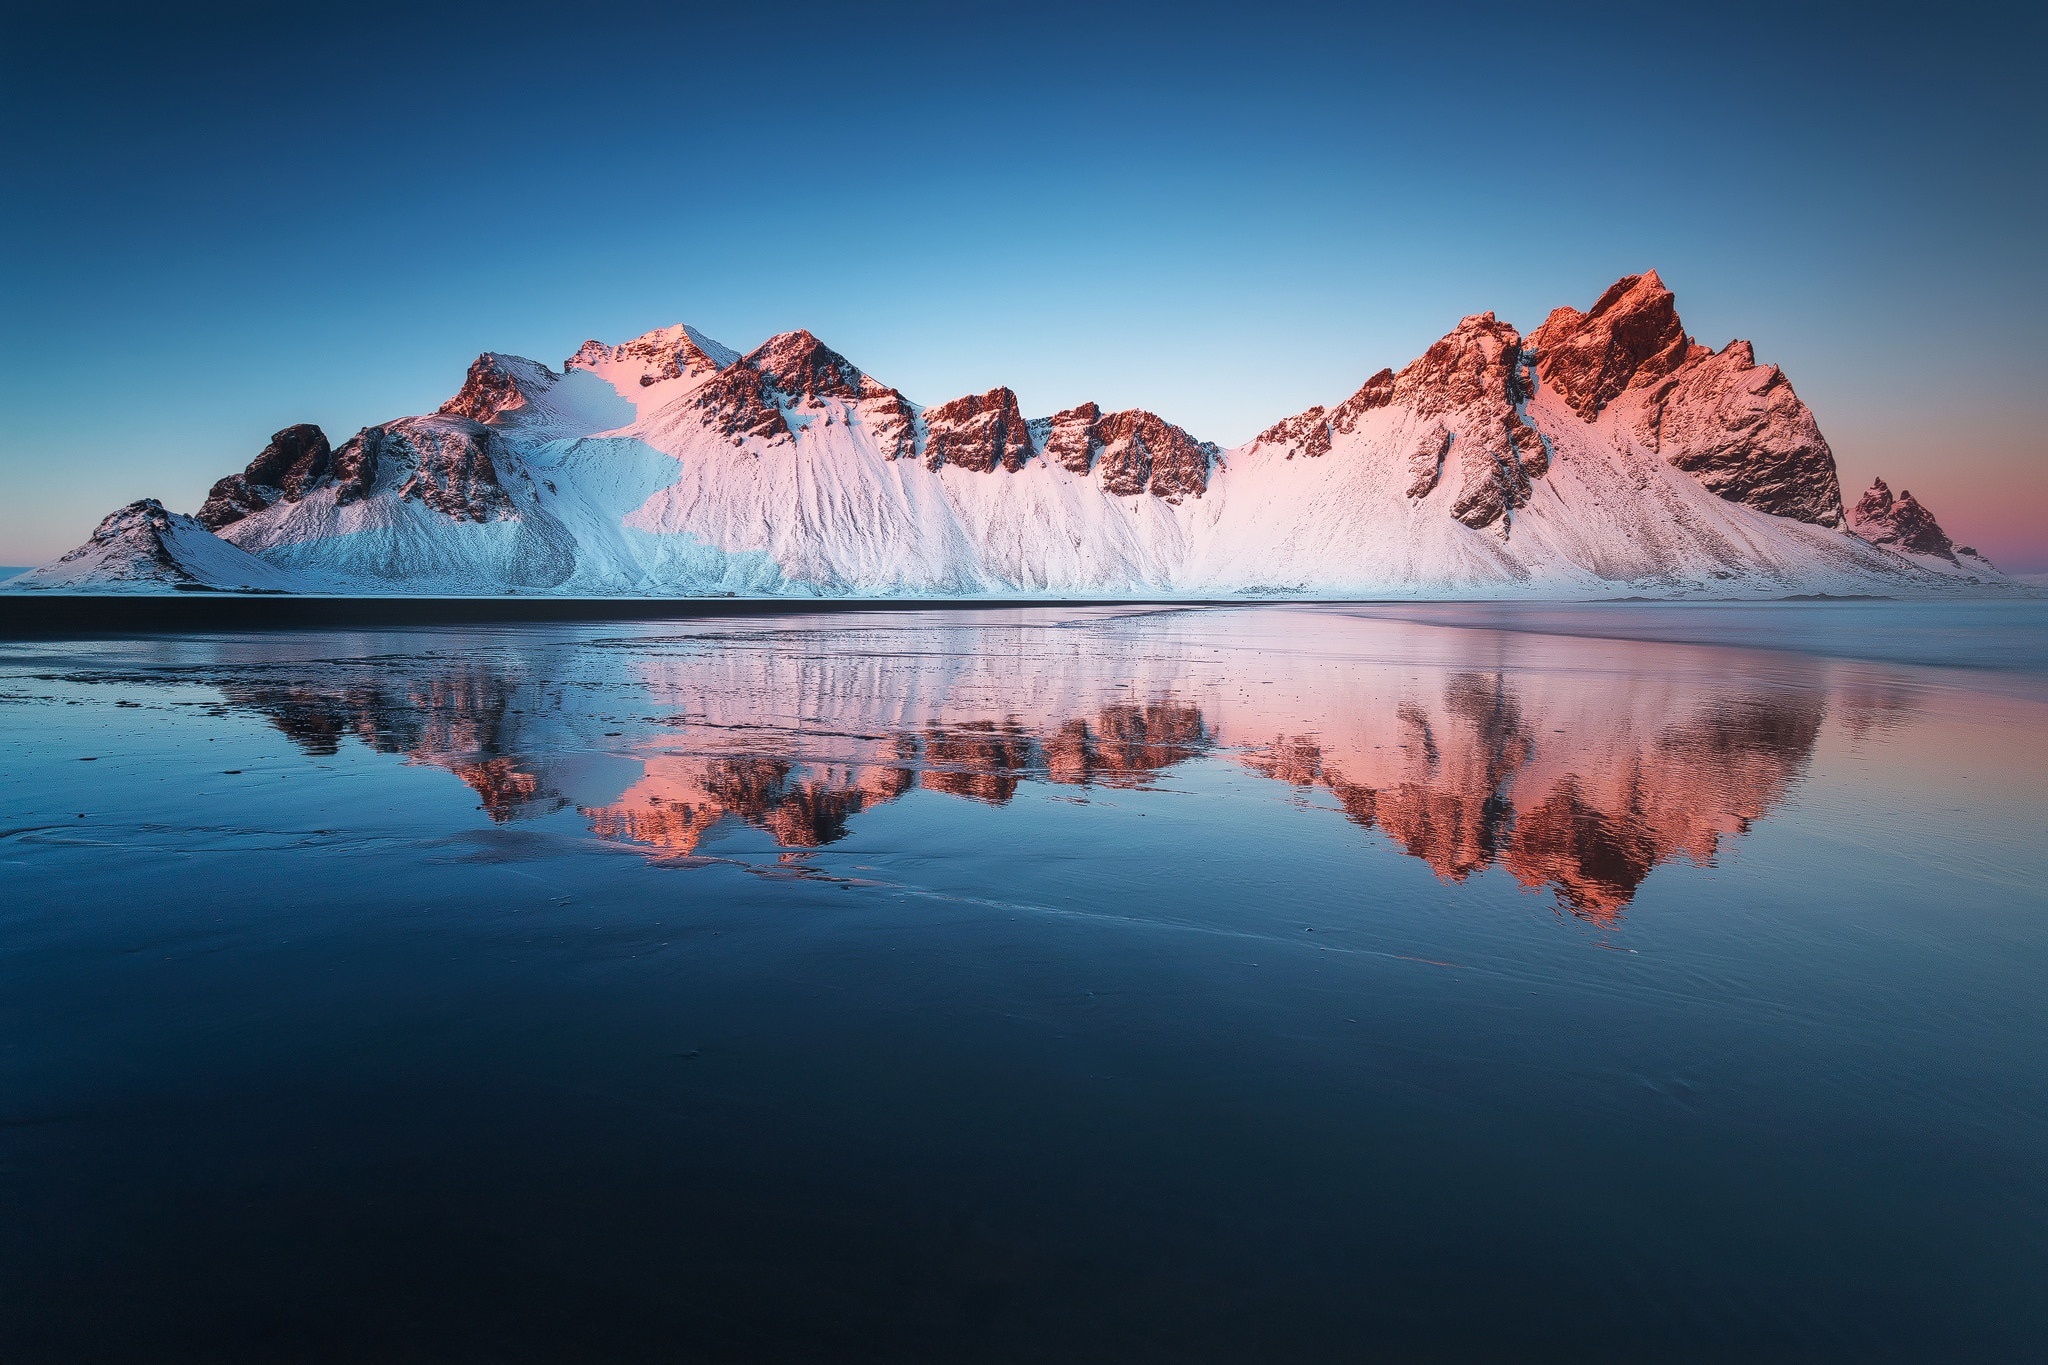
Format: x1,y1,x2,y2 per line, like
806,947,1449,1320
1405,313,1534,529
923,388,1034,474
1403,423,1453,499
1253,406,1332,460
680,331,876,449
857,376,918,460
747,330,865,405
197,425,334,529
1042,402,1105,473
1045,403,1217,498
689,364,792,447
329,418,513,521
1330,368,1397,434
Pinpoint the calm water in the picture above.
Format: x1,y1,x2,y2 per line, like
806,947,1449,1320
2,603,2044,1362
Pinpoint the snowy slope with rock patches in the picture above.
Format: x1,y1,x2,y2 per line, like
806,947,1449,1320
18,499,303,593
10,272,2018,598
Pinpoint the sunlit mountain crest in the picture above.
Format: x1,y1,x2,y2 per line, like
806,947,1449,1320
8,274,2011,598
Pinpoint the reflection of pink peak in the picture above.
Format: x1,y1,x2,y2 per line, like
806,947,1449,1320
584,751,914,855
1242,674,1821,921
582,701,1212,852
207,614,1860,917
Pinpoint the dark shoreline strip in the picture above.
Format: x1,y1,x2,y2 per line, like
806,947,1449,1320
0,594,1253,638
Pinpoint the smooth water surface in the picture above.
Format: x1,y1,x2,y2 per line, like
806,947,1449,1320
2,603,2044,1361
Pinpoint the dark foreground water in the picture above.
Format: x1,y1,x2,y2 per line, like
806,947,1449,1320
2,602,2044,1362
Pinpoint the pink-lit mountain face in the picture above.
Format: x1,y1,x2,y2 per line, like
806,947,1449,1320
9,274,2012,597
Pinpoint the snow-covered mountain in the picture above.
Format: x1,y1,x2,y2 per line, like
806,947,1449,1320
9,273,2015,597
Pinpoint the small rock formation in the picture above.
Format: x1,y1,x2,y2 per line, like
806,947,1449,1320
19,498,296,591
1253,406,1332,460
1403,423,1453,498
1848,478,1962,560
922,388,1034,473
439,353,560,424
198,424,334,529
67,499,192,578
1330,369,1398,434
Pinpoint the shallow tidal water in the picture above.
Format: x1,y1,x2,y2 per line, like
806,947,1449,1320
2,601,2044,1362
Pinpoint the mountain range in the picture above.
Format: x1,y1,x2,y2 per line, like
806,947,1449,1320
6,272,2010,598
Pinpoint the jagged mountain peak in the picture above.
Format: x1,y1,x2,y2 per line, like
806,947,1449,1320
1037,403,1217,500
744,330,866,405
1848,477,1978,563
1532,271,1702,420
440,353,561,424
566,323,737,388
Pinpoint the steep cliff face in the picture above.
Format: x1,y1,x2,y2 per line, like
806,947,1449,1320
922,388,1033,473
1628,340,1844,526
20,272,2008,598
857,376,918,461
1043,404,1216,498
1531,272,1702,421
197,425,335,530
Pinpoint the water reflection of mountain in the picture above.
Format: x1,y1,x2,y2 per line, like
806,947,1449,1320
215,615,1865,921
1244,676,1824,921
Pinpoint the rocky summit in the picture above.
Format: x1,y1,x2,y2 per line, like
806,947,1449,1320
9,274,2013,597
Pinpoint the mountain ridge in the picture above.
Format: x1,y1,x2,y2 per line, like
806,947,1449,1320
8,273,2013,598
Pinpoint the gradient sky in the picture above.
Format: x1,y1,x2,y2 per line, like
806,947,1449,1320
3,1,2044,569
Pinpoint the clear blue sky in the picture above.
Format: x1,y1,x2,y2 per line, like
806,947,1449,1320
4,1,2043,568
